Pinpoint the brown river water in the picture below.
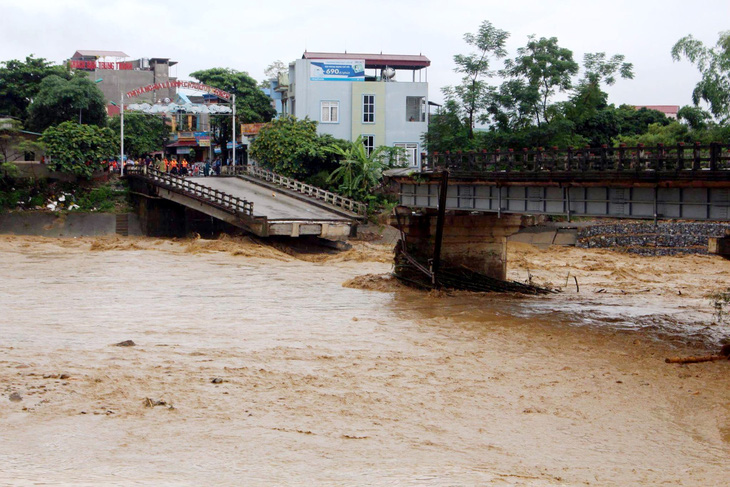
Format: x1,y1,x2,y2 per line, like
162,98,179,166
1,235,729,485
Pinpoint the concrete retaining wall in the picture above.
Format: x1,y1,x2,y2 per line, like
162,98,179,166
578,222,730,256
0,212,142,237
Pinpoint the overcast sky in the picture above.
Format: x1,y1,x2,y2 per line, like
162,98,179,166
2,0,729,108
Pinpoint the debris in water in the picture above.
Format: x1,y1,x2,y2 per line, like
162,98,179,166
114,340,136,347
143,397,173,409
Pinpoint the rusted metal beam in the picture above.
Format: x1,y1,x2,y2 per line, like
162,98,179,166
431,170,449,285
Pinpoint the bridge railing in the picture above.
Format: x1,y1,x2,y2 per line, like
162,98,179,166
125,165,254,217
422,143,730,175
237,165,368,216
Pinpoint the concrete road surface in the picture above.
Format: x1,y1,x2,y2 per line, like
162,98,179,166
193,176,351,221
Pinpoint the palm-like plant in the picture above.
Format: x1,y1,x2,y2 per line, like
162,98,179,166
325,136,387,199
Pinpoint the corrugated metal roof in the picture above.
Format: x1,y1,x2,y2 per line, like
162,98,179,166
73,50,129,58
302,51,430,69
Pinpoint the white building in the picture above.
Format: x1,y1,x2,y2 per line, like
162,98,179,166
286,52,430,168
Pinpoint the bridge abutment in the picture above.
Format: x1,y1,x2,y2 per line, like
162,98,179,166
395,210,525,280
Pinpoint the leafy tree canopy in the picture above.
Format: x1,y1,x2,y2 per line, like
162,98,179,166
432,21,638,153
567,53,634,125
502,36,579,126
423,100,473,153
614,122,690,147
444,20,510,139
27,75,107,132
190,68,276,162
40,121,118,179
677,105,713,130
190,68,276,123
249,116,341,178
672,31,730,121
108,112,169,158
0,55,71,121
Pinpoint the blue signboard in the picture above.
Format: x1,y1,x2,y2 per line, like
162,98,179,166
310,60,365,81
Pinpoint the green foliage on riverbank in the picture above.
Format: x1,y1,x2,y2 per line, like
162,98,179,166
0,177,129,213
40,122,118,179
250,116,344,179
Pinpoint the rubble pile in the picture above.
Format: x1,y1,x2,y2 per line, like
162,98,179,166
578,222,730,256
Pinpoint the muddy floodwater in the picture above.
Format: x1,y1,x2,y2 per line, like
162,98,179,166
1,235,729,486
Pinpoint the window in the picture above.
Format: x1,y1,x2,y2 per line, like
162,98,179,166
321,101,339,123
394,143,418,167
362,95,374,123
362,135,374,155
406,96,425,122
395,143,419,167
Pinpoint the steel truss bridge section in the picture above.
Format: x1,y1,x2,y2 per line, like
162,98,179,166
399,183,730,221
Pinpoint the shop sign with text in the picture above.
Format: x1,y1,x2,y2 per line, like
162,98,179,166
70,60,133,70
310,60,365,81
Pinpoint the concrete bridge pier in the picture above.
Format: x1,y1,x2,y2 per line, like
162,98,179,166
394,209,527,280
132,194,239,238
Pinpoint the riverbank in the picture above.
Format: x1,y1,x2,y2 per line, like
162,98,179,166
1,235,728,485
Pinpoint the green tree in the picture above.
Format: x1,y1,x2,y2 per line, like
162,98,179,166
614,121,690,146
108,112,169,158
190,68,276,162
27,75,107,132
569,105,668,147
40,121,118,178
250,116,339,178
569,52,634,118
672,31,730,121
0,55,71,121
677,105,713,130
486,78,541,132
444,20,510,139
502,36,579,126
423,100,472,152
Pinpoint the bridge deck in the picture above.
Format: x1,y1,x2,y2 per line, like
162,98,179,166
193,177,351,221
124,166,356,238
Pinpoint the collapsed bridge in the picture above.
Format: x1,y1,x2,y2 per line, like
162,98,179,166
125,165,366,240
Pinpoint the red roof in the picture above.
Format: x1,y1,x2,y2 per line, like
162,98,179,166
166,140,199,147
302,51,430,70
634,105,679,115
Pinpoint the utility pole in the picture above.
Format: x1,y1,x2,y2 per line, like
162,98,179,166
120,92,125,176
231,94,236,171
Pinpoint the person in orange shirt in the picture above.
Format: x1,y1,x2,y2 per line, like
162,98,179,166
162,157,169,173
181,158,189,176
170,158,179,176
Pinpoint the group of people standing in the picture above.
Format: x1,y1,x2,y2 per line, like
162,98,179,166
155,157,191,176
102,155,225,177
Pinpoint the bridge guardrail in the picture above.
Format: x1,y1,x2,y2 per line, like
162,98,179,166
236,165,368,216
125,165,254,217
423,143,730,176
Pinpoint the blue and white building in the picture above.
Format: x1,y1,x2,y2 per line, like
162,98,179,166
283,52,430,168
